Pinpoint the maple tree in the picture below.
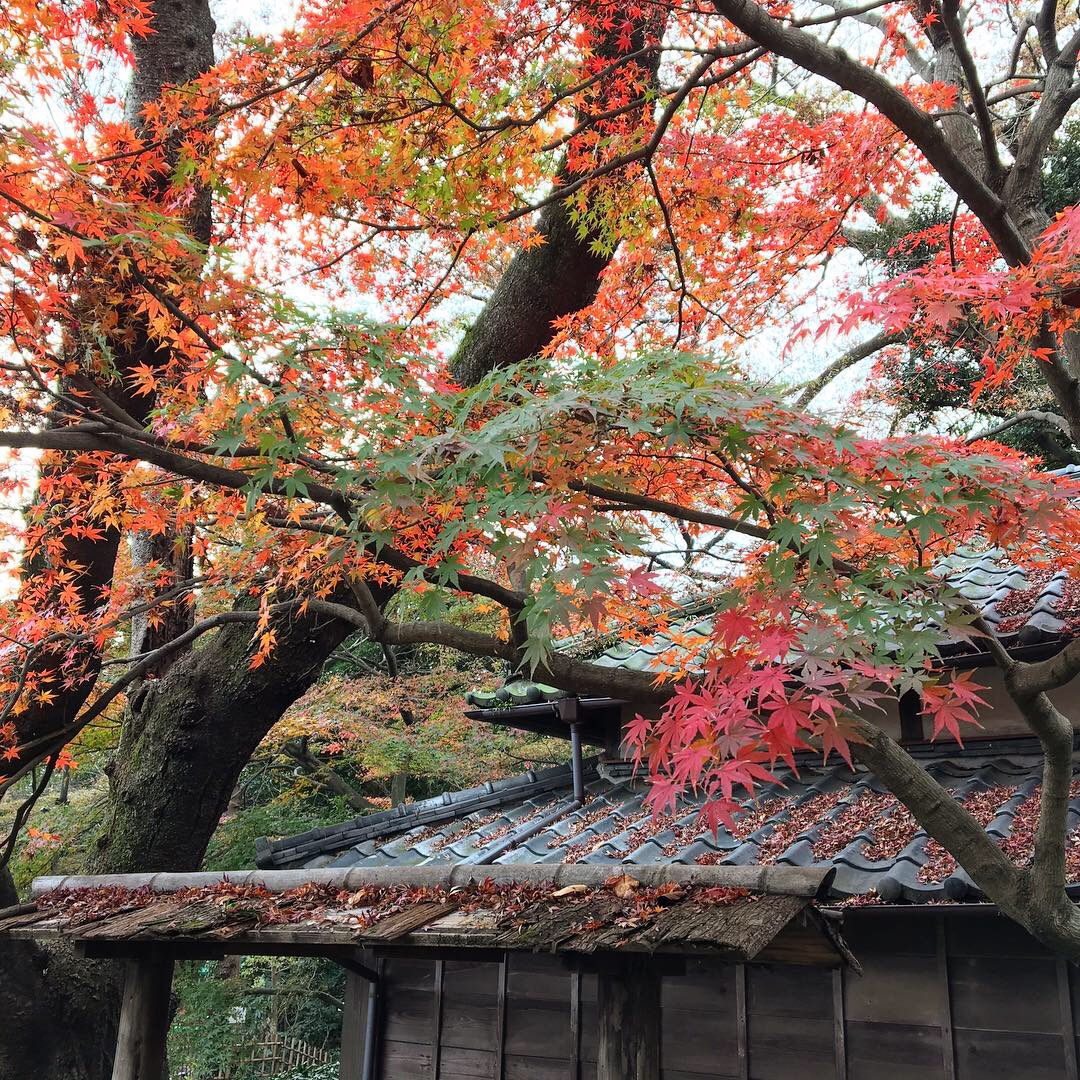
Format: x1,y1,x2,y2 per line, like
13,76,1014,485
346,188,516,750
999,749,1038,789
3,0,1080,1071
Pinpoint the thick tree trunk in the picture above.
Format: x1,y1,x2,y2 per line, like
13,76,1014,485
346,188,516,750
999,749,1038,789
450,13,663,387
93,609,354,874
6,0,215,773
0,868,120,1080
0,607,355,1080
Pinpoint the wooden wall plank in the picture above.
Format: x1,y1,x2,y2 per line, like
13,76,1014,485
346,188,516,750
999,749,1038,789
439,997,500,1053
947,913,1052,958
597,956,660,1080
503,995,573,1060
841,912,937,956
747,965,835,1080
662,959,736,1014
749,966,832,1019
504,1054,576,1079
438,1045,497,1079
747,1015,836,1080
832,969,846,1080
953,1029,1071,1080
387,958,437,989
937,916,956,1080
661,1006,739,1074
381,1039,433,1080
842,953,943,1026
949,955,1059,1032
581,998,598,1065
844,1021,945,1080
506,952,572,999
382,988,436,1044
504,954,572,1062
1059,957,1079,1080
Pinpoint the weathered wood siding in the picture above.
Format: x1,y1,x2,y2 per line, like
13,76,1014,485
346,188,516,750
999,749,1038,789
353,910,1080,1080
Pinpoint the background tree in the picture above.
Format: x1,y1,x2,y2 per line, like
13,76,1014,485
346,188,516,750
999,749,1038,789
2,0,1080,1075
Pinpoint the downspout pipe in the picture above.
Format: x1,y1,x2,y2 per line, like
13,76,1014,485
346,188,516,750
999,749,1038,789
361,973,380,1080
336,957,381,1080
473,700,586,866
569,720,585,803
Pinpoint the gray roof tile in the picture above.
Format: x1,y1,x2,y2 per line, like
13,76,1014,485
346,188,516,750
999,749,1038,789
263,737,1080,904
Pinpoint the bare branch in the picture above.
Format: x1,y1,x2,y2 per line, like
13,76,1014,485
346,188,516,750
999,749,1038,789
1037,0,1060,62
793,330,906,409
707,0,1030,264
965,409,1071,444
940,0,1003,178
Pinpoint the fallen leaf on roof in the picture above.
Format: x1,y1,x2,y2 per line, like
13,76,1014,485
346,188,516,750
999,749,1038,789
551,884,590,897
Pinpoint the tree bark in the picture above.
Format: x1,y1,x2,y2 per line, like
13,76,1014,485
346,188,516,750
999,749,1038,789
450,12,663,387
280,736,377,815
5,0,215,776
93,608,355,874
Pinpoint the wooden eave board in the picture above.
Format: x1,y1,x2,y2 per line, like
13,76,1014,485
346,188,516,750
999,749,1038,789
0,893,844,965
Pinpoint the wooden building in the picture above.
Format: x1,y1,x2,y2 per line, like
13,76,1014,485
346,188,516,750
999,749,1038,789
6,546,1080,1078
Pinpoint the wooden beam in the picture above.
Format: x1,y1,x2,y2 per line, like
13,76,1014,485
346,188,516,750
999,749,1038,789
432,959,445,1080
936,915,956,1080
596,956,660,1080
832,968,847,1080
112,956,174,1080
495,955,508,1080
735,964,748,1080
340,968,368,1080
1058,956,1078,1080
569,968,582,1080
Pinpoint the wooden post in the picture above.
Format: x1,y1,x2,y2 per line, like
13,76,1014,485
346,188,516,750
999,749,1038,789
340,969,368,1079
596,956,661,1080
112,955,174,1080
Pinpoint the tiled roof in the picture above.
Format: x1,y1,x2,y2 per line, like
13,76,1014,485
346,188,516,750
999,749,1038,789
466,544,1080,709
259,739,1080,905
3,867,845,964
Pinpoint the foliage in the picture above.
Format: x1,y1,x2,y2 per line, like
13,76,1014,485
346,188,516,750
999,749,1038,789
169,956,344,1078
201,799,351,873
279,1063,340,1080
3,0,1080,961
268,666,569,800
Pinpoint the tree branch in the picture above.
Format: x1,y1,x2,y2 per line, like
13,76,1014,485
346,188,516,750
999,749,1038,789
707,0,1030,264
279,736,376,814
965,409,1071,444
1037,0,1060,62
793,330,906,409
848,715,1023,899
0,427,527,612
1009,636,1080,698
940,0,1003,178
